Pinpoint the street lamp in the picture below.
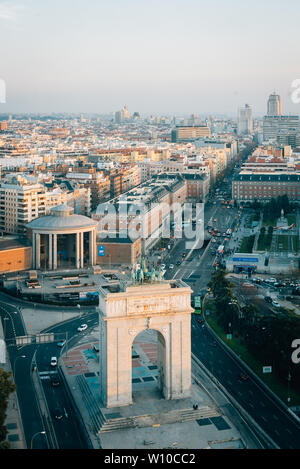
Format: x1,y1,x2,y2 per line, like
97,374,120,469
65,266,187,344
30,431,46,449
14,355,27,378
287,368,291,405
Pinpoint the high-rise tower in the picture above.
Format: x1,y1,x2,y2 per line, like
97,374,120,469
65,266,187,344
267,92,282,116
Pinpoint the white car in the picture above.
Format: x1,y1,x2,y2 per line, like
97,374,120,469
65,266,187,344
272,301,281,309
50,357,58,367
169,264,174,269
160,264,166,270
77,324,88,332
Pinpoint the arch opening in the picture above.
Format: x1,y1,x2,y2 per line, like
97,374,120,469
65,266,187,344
131,329,166,402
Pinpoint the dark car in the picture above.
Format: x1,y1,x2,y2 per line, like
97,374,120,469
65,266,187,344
54,408,63,420
176,260,181,266
264,296,272,304
240,373,249,381
50,375,60,387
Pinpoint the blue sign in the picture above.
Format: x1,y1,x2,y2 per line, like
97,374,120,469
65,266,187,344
232,257,258,263
98,245,105,257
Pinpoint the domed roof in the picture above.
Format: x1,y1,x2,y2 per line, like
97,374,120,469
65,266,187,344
26,205,97,231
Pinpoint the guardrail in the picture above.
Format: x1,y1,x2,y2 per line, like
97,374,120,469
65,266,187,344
75,374,105,434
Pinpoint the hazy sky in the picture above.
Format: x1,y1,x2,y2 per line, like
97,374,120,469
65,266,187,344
1,0,300,116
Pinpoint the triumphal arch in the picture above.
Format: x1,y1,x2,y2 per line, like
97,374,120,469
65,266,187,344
98,278,193,408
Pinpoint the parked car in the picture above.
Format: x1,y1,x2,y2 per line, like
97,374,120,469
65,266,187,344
50,357,58,367
272,300,281,308
77,324,88,332
169,264,174,269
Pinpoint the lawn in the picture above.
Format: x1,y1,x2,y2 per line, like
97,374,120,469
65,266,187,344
287,214,297,227
257,233,273,251
239,235,255,253
277,235,289,251
292,235,299,252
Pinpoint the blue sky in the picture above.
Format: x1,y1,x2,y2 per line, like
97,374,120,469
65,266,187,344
0,0,300,115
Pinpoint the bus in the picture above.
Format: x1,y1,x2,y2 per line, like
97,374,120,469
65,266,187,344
217,245,224,255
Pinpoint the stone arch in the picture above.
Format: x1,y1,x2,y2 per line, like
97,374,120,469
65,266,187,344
99,282,192,409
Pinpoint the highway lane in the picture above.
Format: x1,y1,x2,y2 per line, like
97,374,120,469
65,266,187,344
0,301,49,449
34,312,98,449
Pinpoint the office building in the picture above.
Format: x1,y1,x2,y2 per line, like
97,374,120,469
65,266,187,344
237,104,253,136
267,93,282,116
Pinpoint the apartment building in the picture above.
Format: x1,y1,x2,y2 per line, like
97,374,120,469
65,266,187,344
152,172,209,203
66,167,110,210
171,125,211,142
94,175,186,253
0,174,91,234
108,164,141,198
0,176,47,234
232,172,300,202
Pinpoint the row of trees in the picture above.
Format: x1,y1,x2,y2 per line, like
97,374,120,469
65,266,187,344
0,369,15,449
208,269,300,393
251,195,295,224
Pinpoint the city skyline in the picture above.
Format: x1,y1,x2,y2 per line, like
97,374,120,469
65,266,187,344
0,0,300,115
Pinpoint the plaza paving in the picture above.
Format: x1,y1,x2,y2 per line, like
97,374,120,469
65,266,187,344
59,328,247,449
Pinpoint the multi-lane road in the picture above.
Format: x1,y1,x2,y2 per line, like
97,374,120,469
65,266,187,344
0,294,96,448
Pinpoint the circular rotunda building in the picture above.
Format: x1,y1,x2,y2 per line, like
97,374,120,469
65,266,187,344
26,205,97,270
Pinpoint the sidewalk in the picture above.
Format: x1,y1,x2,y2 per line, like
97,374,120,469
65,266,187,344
0,321,26,448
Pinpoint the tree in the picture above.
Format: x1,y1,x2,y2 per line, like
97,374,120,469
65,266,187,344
0,369,15,447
